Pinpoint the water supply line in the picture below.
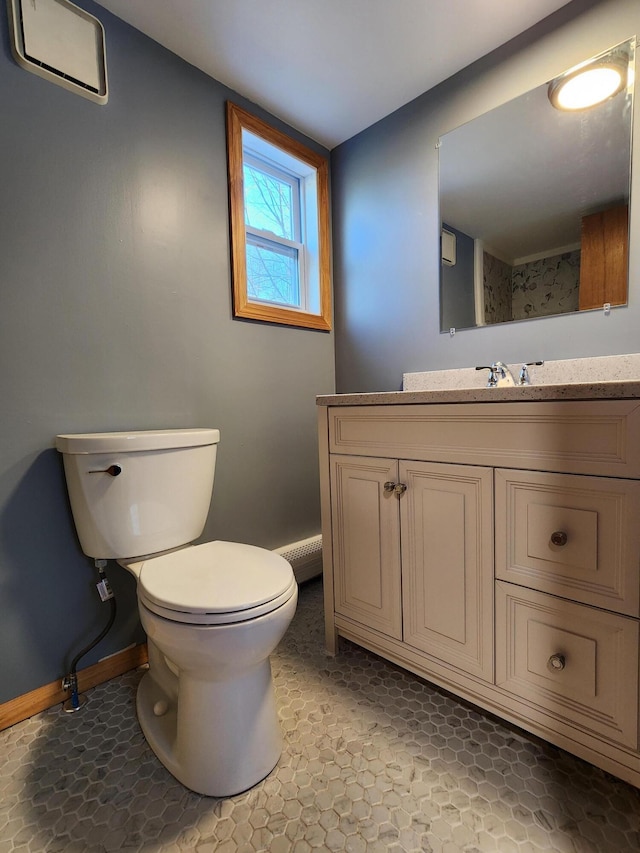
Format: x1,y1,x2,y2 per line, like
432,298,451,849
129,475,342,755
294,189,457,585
62,560,117,713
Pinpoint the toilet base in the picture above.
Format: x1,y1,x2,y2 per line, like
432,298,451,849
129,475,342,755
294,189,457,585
136,658,283,797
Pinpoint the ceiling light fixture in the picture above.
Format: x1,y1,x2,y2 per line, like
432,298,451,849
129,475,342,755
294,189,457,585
548,51,629,111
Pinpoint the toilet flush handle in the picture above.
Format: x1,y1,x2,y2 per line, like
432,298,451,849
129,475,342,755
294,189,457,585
87,464,122,476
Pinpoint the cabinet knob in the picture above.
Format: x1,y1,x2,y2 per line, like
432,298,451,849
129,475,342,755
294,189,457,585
547,653,566,672
550,530,568,547
383,481,407,495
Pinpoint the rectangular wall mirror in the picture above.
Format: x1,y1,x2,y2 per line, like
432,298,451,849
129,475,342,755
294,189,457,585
439,38,635,333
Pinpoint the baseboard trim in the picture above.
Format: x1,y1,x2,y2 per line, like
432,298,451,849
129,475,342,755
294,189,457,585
0,643,148,731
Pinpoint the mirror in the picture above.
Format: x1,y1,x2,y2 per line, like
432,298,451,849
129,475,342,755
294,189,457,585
439,39,635,333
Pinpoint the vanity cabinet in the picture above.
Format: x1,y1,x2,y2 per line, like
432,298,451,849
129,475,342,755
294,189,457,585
318,397,640,788
330,455,493,679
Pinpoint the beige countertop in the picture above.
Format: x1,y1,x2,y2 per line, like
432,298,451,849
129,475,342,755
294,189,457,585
316,380,640,407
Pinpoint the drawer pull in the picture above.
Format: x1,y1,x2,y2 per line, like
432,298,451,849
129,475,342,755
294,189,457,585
547,653,566,672
550,530,568,547
383,481,407,496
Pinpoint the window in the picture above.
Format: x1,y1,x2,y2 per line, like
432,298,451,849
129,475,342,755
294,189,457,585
226,102,332,330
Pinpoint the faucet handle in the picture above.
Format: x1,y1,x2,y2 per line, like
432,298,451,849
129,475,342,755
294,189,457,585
476,364,499,387
518,361,544,385
476,361,517,388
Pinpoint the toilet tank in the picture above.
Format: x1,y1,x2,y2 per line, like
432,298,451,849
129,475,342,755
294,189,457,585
55,429,220,560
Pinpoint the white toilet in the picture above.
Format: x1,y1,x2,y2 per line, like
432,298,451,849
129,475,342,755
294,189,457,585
55,428,298,797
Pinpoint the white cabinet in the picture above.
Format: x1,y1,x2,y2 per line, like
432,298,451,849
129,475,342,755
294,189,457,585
495,582,639,750
494,466,640,755
400,461,493,681
318,398,640,789
495,468,640,615
330,455,493,678
330,455,402,639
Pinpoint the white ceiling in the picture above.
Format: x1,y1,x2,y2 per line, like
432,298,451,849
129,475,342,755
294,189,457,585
94,0,573,148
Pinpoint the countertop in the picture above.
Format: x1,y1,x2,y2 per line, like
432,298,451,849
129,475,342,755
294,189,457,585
316,380,640,407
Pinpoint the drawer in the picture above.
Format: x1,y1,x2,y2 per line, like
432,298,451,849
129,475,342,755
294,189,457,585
496,581,639,749
495,469,640,616
328,401,640,477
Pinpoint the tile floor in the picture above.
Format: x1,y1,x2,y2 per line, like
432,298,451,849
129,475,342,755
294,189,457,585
1,577,639,853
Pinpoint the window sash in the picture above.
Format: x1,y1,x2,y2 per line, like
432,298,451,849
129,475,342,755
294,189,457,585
243,153,302,244
245,231,308,311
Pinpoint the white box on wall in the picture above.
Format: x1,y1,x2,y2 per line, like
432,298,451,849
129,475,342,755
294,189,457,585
442,229,456,266
7,0,108,104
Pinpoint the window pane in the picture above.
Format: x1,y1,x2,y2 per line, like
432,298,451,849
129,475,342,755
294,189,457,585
246,236,300,307
243,163,295,240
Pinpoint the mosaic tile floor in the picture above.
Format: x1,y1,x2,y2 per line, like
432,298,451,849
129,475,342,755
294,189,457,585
1,577,639,853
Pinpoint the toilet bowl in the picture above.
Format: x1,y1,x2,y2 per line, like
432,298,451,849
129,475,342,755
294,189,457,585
123,541,297,796
55,429,298,796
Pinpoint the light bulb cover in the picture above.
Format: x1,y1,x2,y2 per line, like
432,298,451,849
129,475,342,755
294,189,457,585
548,53,628,111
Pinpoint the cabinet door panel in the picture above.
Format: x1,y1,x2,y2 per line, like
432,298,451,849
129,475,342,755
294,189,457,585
330,455,402,639
401,461,494,681
496,581,639,749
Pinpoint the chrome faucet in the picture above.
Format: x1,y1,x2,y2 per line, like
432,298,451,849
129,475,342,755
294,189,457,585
475,362,516,388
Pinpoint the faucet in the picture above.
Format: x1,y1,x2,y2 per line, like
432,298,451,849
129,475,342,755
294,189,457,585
475,362,516,388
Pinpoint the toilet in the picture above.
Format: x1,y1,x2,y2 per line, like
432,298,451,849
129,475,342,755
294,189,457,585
55,428,298,797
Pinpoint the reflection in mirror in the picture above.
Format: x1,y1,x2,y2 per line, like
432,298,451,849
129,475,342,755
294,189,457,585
439,38,634,333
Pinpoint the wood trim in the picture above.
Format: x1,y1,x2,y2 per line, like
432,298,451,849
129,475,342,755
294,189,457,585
0,643,148,731
226,101,332,331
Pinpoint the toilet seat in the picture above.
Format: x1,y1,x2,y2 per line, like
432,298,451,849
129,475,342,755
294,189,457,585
133,540,297,625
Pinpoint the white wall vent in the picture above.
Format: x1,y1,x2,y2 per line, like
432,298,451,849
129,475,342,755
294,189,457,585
441,228,457,266
7,0,108,105
274,535,322,584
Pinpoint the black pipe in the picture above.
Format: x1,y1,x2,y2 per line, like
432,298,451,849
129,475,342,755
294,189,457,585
65,566,117,710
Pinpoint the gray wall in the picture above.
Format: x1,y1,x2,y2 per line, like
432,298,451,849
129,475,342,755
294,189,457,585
331,0,639,392
0,2,334,704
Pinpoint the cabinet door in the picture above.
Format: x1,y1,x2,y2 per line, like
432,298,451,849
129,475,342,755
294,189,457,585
401,461,494,681
579,204,628,310
330,455,402,639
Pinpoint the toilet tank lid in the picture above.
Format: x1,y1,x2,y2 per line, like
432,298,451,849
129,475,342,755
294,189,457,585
55,428,220,454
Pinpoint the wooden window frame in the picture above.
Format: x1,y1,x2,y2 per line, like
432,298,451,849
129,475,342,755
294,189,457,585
226,102,332,330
